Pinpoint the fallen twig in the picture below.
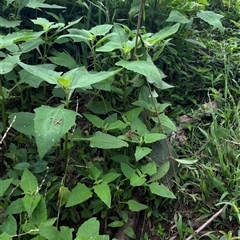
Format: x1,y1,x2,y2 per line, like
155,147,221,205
186,207,224,240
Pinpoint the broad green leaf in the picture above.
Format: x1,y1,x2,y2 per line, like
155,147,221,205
22,193,41,216
5,198,25,215
90,24,113,36
148,161,170,183
148,182,176,199
21,222,38,235
141,162,157,176
60,226,73,240
88,131,128,149
27,0,66,9
9,112,35,136
19,62,62,85
34,105,78,159
13,162,30,170
166,10,190,24
135,146,152,161
32,197,47,226
121,163,135,179
83,113,104,128
88,166,101,181
39,226,63,240
123,107,143,122
0,17,21,28
0,215,17,235
0,232,11,240
197,10,224,32
76,218,99,239
124,227,136,239
70,68,121,90
105,120,127,131
66,183,92,207
144,133,166,143
19,37,44,53
31,18,56,31
86,100,114,114
48,52,77,69
116,60,164,89
19,69,44,88
131,117,149,136
20,169,38,194
148,23,180,43
0,31,44,50
130,173,146,186
0,179,13,197
152,114,177,132
127,200,148,212
76,218,109,240
101,173,121,183
93,182,111,208
0,55,20,74
58,186,70,207
108,221,124,228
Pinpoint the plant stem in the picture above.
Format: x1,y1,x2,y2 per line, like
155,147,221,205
0,75,7,133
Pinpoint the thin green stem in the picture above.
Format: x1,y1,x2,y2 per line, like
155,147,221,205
0,75,7,133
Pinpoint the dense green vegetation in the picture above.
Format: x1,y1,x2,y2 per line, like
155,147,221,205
0,0,239,239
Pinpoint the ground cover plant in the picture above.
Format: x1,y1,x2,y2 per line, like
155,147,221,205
0,0,240,239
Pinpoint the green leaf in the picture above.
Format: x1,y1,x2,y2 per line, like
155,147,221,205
60,226,73,240
70,68,121,90
20,169,38,194
31,197,47,226
127,200,148,212
166,10,190,24
9,112,35,136
0,55,20,74
5,198,25,215
141,162,157,176
31,18,56,31
86,100,114,114
48,52,78,69
0,17,21,28
197,10,224,32
22,193,41,216
148,161,170,183
108,221,124,228
101,173,121,183
148,23,180,43
105,120,127,131
116,60,164,89
90,24,113,36
0,232,11,240
124,227,136,239
148,182,176,199
19,62,61,85
83,113,104,128
76,218,109,240
13,162,30,170
135,146,152,161
121,163,135,179
34,105,78,159
27,0,66,9
130,173,146,186
0,179,13,197
88,131,128,149
0,215,17,235
144,133,166,143
93,182,111,208
19,69,44,88
66,183,92,207
39,226,62,240
152,114,177,132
